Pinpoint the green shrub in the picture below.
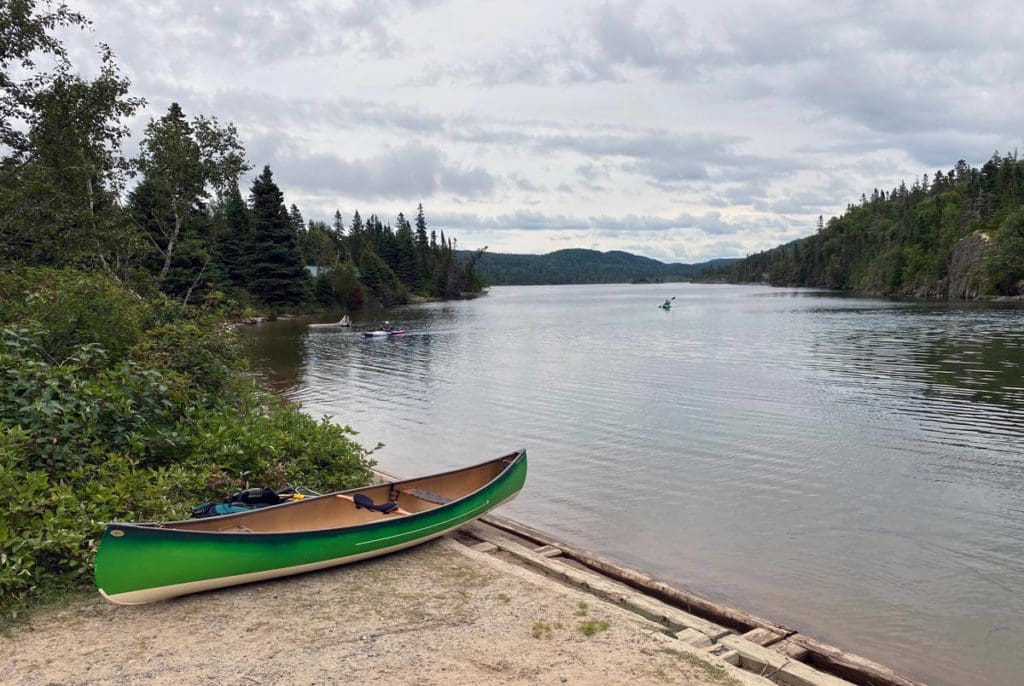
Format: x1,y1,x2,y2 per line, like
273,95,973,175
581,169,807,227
0,268,375,622
184,391,376,490
0,269,149,362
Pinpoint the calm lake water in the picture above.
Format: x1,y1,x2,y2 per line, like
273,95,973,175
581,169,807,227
241,284,1024,686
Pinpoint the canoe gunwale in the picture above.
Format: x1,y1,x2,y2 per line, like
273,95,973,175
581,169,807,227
103,449,526,538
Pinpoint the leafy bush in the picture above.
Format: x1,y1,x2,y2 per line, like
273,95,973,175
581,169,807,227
0,269,375,622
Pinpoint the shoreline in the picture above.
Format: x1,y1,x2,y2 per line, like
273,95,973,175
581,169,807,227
1,510,925,686
370,467,925,686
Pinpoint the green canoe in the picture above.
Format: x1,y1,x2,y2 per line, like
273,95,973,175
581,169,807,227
95,450,527,604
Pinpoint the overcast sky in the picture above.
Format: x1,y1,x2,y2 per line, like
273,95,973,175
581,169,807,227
66,0,1023,262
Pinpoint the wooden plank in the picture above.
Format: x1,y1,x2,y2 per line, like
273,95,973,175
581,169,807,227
469,541,497,553
466,522,731,641
676,627,713,649
771,638,809,661
787,635,926,686
482,514,795,636
533,545,563,558
719,635,857,686
720,650,741,666
742,627,785,647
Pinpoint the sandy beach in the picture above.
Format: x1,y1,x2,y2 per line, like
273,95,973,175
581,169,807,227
2,533,752,686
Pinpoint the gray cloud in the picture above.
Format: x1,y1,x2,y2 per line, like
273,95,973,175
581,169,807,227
78,0,440,68
247,136,495,200
431,209,773,238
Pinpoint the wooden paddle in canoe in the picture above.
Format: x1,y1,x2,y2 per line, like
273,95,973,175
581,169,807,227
94,450,527,604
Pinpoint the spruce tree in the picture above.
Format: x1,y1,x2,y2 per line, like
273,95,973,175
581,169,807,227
332,210,347,260
394,212,419,290
215,181,251,289
246,165,309,305
348,210,364,264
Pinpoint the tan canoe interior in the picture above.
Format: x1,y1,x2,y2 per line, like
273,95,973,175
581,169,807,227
153,454,517,534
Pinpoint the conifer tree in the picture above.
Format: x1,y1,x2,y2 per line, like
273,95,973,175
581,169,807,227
214,181,251,289
246,165,309,305
289,204,305,233
394,212,419,290
331,210,347,261
349,210,365,264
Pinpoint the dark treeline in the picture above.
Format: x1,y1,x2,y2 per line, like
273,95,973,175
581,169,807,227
470,248,736,285
0,9,483,311
705,153,1024,298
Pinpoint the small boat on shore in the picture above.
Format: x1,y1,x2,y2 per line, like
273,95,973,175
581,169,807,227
309,315,351,329
94,450,527,604
362,329,405,338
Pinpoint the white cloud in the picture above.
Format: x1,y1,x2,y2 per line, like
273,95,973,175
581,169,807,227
64,0,1024,262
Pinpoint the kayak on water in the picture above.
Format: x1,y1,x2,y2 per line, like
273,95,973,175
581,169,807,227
363,329,406,337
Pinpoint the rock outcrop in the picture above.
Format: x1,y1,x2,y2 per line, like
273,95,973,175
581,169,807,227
946,232,991,299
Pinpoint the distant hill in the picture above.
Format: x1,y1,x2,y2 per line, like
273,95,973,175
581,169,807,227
460,248,737,285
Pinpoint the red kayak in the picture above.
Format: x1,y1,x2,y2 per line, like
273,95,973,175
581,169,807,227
362,330,406,338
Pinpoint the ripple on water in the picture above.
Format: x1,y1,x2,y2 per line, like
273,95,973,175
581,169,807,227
243,285,1024,686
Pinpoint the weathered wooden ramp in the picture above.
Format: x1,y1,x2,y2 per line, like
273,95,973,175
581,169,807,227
373,468,926,686
472,515,926,686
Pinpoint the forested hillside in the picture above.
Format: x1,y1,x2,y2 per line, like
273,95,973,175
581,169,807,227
471,249,735,285
706,153,1024,298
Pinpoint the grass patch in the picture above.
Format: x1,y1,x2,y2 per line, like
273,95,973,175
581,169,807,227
578,619,610,636
658,647,741,686
532,621,553,639
574,600,589,616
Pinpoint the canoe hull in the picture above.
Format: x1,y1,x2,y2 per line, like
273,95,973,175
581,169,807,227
95,451,526,604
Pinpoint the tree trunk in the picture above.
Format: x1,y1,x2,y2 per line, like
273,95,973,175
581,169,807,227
160,206,181,280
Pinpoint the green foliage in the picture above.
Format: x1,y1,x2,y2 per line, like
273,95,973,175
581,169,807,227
0,43,142,270
0,268,148,361
0,269,375,622
987,209,1024,294
0,434,210,620
245,166,310,306
185,394,375,492
358,241,408,306
0,0,90,152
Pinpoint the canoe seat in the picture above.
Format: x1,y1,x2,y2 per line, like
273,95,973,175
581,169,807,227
337,492,409,515
353,493,398,513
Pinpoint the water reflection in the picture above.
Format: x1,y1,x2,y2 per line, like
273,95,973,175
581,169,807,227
241,284,1024,686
